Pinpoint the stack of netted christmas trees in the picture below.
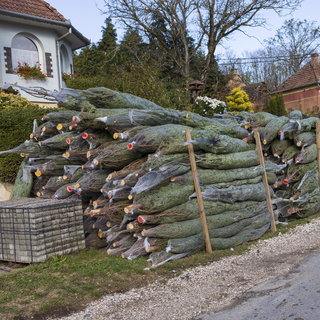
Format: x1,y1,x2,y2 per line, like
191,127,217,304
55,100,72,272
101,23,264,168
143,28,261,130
1,87,319,267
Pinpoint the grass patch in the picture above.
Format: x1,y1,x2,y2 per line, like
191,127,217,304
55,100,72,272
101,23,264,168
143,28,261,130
1,212,319,320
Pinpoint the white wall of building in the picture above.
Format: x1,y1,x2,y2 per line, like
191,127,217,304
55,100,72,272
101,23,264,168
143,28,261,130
0,19,73,103
0,182,13,201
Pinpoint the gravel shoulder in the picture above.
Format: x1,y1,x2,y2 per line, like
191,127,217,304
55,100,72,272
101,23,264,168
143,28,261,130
55,218,320,320
0,265,13,275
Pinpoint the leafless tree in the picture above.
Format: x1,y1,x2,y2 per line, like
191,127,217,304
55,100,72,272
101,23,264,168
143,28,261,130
264,18,320,74
226,19,320,90
104,0,302,83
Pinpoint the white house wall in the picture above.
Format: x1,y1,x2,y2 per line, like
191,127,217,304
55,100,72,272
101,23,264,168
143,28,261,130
0,19,73,104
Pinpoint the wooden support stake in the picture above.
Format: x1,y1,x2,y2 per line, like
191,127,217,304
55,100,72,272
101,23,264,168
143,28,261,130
185,128,213,253
316,121,320,186
254,130,277,232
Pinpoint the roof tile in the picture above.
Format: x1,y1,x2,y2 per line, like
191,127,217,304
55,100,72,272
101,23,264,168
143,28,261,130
0,0,67,22
276,53,320,92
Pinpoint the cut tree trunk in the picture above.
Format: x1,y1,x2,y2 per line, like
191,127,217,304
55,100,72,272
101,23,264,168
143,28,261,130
271,139,292,158
92,142,142,170
105,186,132,202
294,132,316,147
52,184,74,199
42,110,78,124
30,121,58,141
39,132,78,150
106,157,147,182
65,134,89,151
113,126,149,141
0,140,48,158
35,157,83,177
295,144,317,164
261,116,289,144
81,132,113,149
281,145,300,163
74,170,110,194
62,150,88,162
42,176,69,193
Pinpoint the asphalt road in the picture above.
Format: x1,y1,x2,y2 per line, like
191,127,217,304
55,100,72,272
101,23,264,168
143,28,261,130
195,252,320,320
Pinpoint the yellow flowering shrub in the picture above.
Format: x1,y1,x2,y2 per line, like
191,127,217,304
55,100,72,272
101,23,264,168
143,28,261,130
226,87,253,113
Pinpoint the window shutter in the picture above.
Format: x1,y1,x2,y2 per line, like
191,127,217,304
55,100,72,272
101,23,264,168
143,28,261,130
45,52,53,77
4,47,14,73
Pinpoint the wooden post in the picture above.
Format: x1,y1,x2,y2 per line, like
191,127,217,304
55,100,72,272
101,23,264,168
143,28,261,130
185,128,213,253
253,130,277,232
316,121,320,186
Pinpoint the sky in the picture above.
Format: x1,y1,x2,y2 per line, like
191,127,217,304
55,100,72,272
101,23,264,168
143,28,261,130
49,0,319,57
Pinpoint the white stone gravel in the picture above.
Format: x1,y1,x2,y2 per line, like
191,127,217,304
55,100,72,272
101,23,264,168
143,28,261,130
54,218,320,320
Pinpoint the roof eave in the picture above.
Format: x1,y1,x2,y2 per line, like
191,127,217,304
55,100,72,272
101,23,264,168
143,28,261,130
0,9,90,49
272,82,320,95
69,26,91,50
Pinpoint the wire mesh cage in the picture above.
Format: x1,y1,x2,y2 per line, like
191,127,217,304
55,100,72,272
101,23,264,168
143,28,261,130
0,198,85,263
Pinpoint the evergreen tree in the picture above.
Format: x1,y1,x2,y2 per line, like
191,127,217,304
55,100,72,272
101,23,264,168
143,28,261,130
118,29,146,68
98,18,118,73
226,87,253,113
267,94,287,116
148,13,175,77
71,16,191,110
74,19,118,76
73,44,105,76
98,17,117,52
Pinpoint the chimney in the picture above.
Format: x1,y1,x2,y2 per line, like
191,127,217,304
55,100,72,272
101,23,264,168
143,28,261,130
231,68,238,75
311,53,319,63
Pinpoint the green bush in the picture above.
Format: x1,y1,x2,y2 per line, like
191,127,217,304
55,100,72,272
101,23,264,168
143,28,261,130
66,66,191,111
267,94,287,116
0,93,57,183
191,96,226,117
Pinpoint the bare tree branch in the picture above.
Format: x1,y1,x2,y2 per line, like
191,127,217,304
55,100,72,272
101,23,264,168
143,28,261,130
104,0,303,82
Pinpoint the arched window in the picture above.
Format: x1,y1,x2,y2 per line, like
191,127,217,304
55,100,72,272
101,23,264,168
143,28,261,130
60,44,71,73
11,35,40,70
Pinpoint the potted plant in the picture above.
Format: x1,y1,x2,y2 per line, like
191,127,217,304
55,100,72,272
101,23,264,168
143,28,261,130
16,62,47,80
62,72,75,81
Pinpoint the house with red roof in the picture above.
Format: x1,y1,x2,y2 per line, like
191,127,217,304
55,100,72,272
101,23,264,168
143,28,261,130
0,0,90,104
273,53,320,114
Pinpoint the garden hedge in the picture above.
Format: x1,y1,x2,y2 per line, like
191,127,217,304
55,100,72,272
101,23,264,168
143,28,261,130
0,92,57,183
